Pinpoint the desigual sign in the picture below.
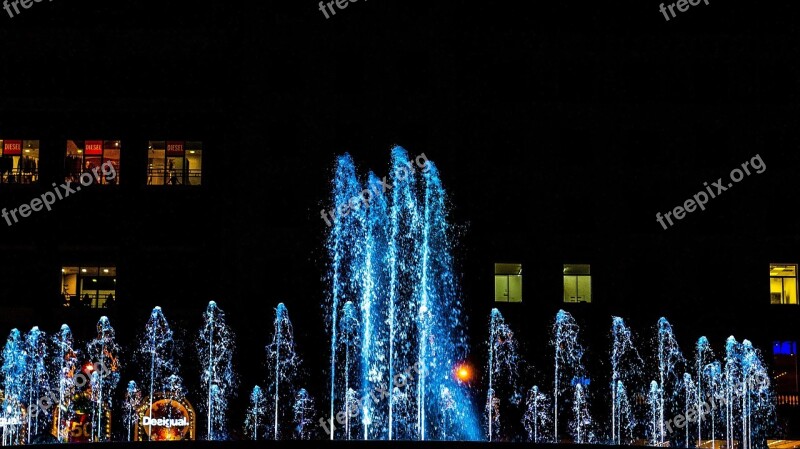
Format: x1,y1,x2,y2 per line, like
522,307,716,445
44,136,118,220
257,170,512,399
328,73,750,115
135,395,195,441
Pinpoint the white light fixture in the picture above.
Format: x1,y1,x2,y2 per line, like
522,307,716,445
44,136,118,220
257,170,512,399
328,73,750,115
103,269,109,273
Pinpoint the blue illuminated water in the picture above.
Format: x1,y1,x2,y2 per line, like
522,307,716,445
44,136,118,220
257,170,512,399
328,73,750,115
324,147,480,441
244,385,266,440
265,303,300,440
86,317,120,442
198,301,237,440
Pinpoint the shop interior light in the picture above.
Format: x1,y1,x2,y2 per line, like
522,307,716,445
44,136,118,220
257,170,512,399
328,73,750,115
103,269,109,273
81,268,87,273
77,150,83,154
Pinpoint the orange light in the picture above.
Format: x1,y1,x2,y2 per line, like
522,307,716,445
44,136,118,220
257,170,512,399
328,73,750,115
455,363,472,382
84,363,94,372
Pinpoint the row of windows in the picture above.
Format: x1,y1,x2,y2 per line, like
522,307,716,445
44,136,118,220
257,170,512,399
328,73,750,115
495,262,800,305
0,140,203,186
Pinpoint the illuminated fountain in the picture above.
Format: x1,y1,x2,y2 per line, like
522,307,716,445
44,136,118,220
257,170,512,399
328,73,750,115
1,329,24,446
123,381,142,442
656,317,684,446
197,301,237,440
265,303,300,440
610,317,641,445
293,388,315,440
86,317,120,442
244,386,266,440
53,325,78,443
552,310,586,442
486,308,521,441
24,327,49,443
523,385,552,443
325,147,480,441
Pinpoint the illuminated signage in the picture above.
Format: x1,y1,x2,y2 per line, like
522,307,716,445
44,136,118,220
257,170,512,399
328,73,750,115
136,395,195,441
3,140,21,155
166,141,185,156
85,141,103,156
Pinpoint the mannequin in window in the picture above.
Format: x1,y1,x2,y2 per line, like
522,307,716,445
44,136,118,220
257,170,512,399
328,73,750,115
82,293,91,308
106,293,116,308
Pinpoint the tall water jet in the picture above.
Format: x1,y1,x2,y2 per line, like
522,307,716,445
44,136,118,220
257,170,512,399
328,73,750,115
123,381,142,442
1,329,25,446
610,317,641,444
359,170,390,441
486,308,521,441
244,386,267,440
324,148,480,441
24,326,49,443
339,302,360,440
138,306,179,436
293,388,315,440
266,303,300,440
198,301,237,440
724,336,740,449
552,310,585,442
657,317,684,445
53,325,78,443
86,317,120,442
683,373,697,448
739,339,773,449
695,337,713,446
523,386,552,443
704,361,722,449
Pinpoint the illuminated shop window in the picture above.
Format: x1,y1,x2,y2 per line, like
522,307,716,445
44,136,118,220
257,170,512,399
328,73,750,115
773,341,798,394
0,140,39,184
61,266,117,309
147,141,203,186
494,263,522,303
65,140,121,185
770,264,798,305
564,264,591,303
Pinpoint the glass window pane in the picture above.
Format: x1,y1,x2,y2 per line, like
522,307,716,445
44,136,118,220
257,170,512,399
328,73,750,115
508,275,522,302
771,277,784,304
577,275,592,303
495,275,508,302
185,141,202,186
784,277,798,305
148,141,167,185
564,275,578,302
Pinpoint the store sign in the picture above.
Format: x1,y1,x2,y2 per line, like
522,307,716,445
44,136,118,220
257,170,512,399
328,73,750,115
166,141,185,156
3,140,22,155
0,417,20,426
67,412,92,443
85,141,104,155
140,398,193,441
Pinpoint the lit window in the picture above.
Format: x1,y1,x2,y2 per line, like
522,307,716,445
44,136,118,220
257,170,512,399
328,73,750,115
494,263,522,303
773,341,798,395
564,264,591,303
65,140,121,185
0,140,39,184
770,264,798,305
61,266,117,309
147,141,203,186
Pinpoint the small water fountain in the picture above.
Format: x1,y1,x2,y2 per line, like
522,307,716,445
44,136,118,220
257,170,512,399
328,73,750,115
610,316,642,445
695,337,713,446
244,386,267,440
571,382,593,444
486,308,521,442
613,381,634,445
24,326,49,443
293,388,315,440
1,329,25,446
657,317,684,445
682,373,697,448
138,307,179,437
198,301,237,440
53,325,78,443
552,310,585,442
86,317,120,442
647,380,662,445
265,303,300,440
123,381,142,442
523,385,552,443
